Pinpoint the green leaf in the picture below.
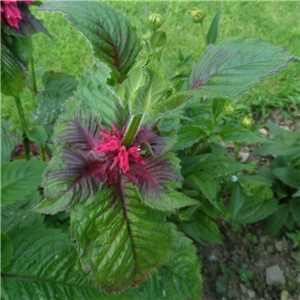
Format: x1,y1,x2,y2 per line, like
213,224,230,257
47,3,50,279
1,233,14,272
31,71,78,125
180,153,253,177
76,62,126,127
1,227,121,300
1,121,21,164
1,160,47,206
38,1,141,81
155,90,200,116
219,126,267,144
227,183,246,221
140,189,199,212
151,31,167,49
290,198,300,226
179,210,223,244
245,185,274,202
206,8,221,44
173,126,203,151
190,37,295,96
254,130,300,157
234,199,278,224
293,189,300,198
130,232,202,300
122,59,147,106
26,125,48,146
130,58,170,117
71,183,177,293
272,167,300,189
1,35,32,98
2,3,51,38
265,204,289,235
212,97,225,121
1,190,45,232
187,173,217,208
33,99,113,215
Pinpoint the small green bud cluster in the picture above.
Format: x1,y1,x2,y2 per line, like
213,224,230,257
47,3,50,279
147,13,163,30
189,7,206,23
224,104,234,115
242,116,253,128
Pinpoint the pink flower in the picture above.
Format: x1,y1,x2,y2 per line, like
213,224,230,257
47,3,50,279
1,0,34,29
94,122,145,174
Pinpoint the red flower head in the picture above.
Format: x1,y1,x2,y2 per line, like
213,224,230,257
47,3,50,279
1,0,34,28
38,101,184,211
94,122,144,174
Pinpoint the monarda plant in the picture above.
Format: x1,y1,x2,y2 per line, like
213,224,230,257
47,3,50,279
1,1,297,300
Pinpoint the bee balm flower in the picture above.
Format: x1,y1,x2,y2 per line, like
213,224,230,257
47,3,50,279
1,0,35,29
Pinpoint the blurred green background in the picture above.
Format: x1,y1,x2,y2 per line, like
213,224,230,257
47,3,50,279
2,1,300,127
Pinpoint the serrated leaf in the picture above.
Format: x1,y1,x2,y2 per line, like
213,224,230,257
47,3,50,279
26,125,48,146
227,183,246,221
122,59,147,105
173,126,203,151
54,99,100,152
1,227,122,300
265,204,289,235
1,35,32,97
180,153,253,177
2,3,51,38
254,130,300,157
34,148,105,215
190,37,295,96
31,71,78,125
155,90,199,115
244,184,274,203
1,121,22,164
179,210,223,244
219,126,267,144
140,189,199,212
212,97,225,120
132,152,196,211
71,183,177,293
130,232,202,300
206,8,221,44
1,233,14,271
130,58,170,117
272,167,300,189
76,62,126,127
187,172,218,208
1,191,45,233
38,1,141,81
1,160,47,206
151,31,167,49
33,100,108,215
234,199,278,224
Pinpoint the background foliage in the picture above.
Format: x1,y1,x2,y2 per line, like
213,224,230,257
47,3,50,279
1,1,299,126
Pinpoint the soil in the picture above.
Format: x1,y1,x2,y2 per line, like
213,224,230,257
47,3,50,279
198,108,300,300
198,222,300,300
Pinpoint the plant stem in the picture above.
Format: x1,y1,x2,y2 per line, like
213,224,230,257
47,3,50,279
235,143,241,161
39,144,45,161
121,114,144,148
28,55,37,109
29,55,46,161
15,97,30,160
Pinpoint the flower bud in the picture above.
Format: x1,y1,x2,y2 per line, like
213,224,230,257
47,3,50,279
147,13,163,30
224,104,234,115
242,116,253,128
189,7,206,23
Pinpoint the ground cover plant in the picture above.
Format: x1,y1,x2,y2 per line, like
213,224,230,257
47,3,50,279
1,1,300,300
